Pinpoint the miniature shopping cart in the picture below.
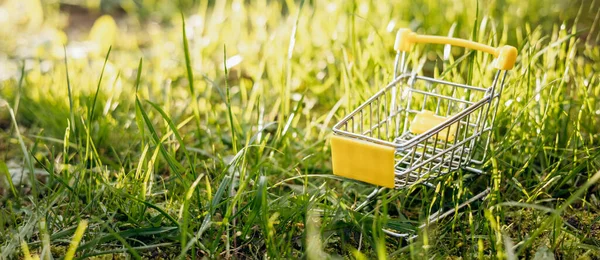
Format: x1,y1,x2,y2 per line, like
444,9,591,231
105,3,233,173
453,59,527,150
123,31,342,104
330,28,517,236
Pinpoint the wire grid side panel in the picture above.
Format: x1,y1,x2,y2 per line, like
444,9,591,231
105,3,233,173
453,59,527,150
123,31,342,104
339,85,405,143
396,78,489,141
463,94,501,164
393,111,481,187
393,85,494,187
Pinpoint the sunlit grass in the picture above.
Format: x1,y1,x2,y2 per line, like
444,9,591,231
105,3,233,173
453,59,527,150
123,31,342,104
0,0,599,258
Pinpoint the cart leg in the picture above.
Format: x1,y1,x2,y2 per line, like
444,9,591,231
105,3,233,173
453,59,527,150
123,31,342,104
463,166,484,174
354,187,384,211
382,187,491,240
423,187,490,227
354,180,434,212
383,229,412,238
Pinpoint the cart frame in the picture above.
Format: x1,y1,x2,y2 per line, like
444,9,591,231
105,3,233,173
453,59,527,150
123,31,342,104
331,28,517,189
330,28,517,238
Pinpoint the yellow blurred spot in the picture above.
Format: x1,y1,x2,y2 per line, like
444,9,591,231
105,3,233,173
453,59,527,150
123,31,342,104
89,15,118,56
20,239,32,260
351,249,367,260
64,219,89,260
36,28,69,58
57,30,68,45
198,98,209,111
1,0,43,31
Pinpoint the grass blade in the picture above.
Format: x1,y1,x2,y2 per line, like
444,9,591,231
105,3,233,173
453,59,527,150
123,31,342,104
88,46,112,124
0,161,18,197
64,46,75,134
181,13,202,133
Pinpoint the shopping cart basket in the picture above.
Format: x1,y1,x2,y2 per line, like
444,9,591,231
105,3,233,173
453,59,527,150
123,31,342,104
330,28,517,236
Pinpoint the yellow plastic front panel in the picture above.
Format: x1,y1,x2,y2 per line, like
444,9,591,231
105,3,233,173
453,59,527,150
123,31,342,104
330,135,395,188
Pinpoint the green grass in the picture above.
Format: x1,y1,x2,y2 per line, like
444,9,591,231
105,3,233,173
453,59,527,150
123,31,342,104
1,0,600,258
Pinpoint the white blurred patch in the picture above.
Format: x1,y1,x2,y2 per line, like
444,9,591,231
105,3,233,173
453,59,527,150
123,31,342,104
0,7,8,25
326,3,337,13
66,44,89,59
358,2,369,16
186,14,204,39
255,15,267,27
291,93,303,101
444,24,457,60
0,160,49,195
232,1,242,12
317,71,326,80
386,20,396,32
225,55,243,70
306,208,327,259
0,58,17,81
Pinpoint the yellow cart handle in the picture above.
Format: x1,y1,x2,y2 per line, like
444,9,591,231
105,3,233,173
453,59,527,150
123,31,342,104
394,28,517,70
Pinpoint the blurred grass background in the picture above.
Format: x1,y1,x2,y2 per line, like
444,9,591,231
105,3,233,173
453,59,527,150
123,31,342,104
0,0,599,258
